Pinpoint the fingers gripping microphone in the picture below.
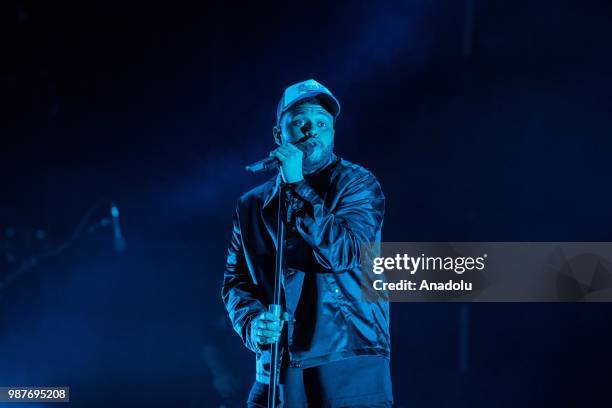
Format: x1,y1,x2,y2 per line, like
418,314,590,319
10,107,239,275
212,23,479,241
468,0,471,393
245,138,317,173
110,201,127,253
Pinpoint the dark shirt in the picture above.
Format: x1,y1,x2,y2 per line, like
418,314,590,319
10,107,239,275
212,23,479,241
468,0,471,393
222,155,389,384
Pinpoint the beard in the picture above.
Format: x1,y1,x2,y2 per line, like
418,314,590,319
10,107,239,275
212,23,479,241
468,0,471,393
303,140,334,174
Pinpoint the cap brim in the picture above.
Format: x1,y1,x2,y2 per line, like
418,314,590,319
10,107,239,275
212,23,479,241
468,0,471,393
278,91,341,123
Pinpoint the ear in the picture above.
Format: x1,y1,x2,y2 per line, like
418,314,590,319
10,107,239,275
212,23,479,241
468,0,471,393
272,126,282,146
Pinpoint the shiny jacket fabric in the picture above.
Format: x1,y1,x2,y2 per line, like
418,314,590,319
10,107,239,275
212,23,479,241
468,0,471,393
221,155,389,384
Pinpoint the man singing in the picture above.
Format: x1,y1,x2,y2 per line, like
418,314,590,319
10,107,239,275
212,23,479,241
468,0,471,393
222,79,392,407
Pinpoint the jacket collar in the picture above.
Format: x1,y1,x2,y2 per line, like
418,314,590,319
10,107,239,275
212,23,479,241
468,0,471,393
261,154,340,208
262,174,282,209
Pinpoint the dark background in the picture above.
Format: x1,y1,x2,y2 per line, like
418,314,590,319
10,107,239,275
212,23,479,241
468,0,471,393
2,1,611,406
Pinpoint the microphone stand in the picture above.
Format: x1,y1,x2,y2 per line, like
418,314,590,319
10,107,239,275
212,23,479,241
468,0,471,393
268,180,286,408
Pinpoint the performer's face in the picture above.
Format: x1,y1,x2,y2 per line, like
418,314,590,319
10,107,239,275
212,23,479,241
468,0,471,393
277,102,335,174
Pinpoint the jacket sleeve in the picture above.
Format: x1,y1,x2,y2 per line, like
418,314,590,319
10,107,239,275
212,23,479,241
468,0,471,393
290,171,385,271
221,203,266,353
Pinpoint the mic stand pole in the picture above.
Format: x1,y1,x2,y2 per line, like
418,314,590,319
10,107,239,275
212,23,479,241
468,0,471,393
268,180,286,408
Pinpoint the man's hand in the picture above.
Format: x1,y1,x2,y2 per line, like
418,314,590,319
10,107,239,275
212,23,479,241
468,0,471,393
270,143,304,184
249,311,290,347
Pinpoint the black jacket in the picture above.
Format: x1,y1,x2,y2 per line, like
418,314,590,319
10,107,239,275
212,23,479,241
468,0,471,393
221,155,389,383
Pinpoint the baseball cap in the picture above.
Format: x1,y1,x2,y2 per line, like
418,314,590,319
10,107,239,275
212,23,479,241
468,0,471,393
276,79,341,125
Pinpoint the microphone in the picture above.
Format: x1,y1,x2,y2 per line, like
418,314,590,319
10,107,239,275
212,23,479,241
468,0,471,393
110,201,127,253
245,138,318,173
